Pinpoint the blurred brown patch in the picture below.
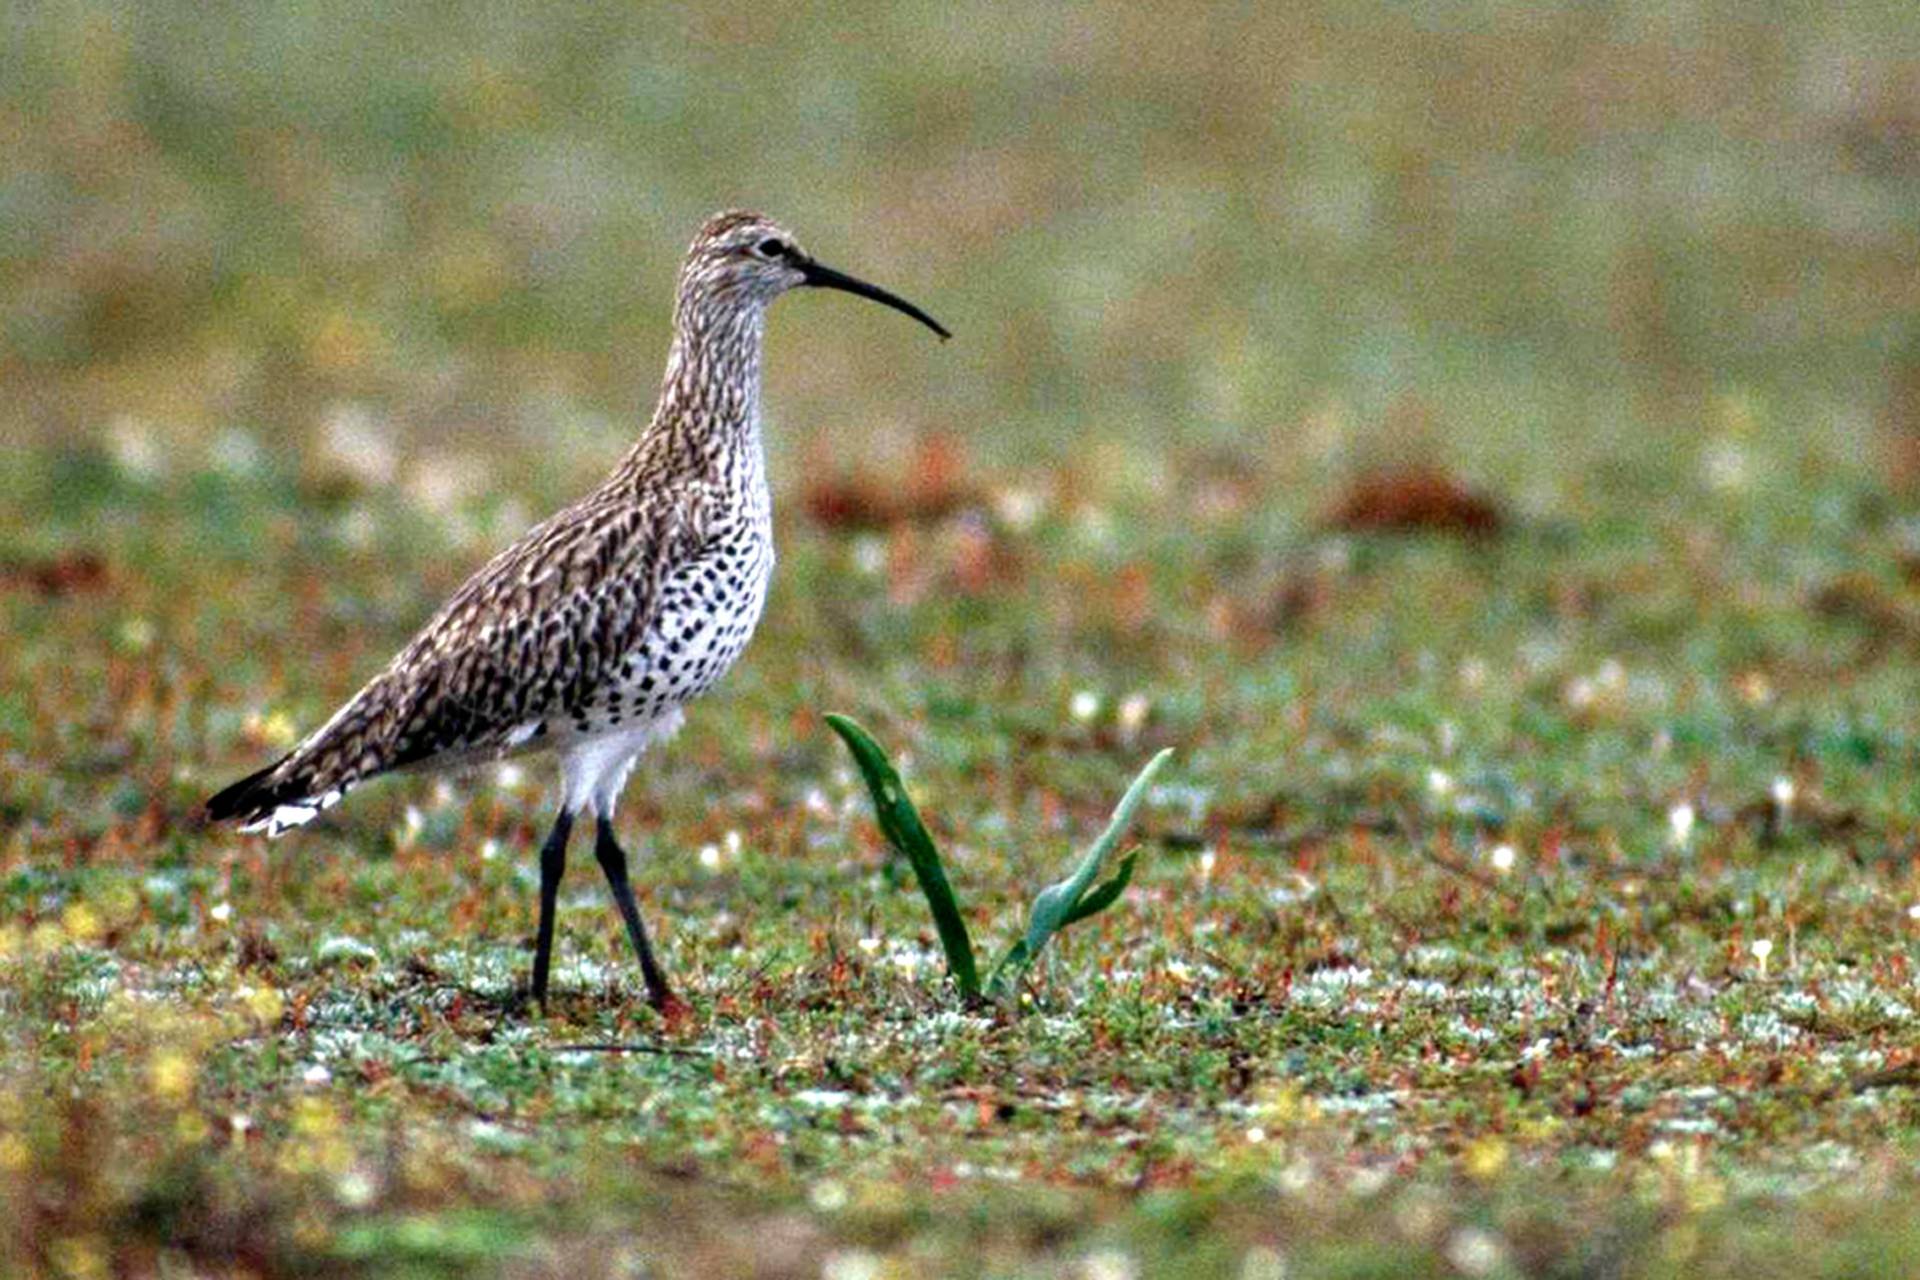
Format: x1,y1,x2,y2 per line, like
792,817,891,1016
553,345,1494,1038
1186,448,1267,523
1265,561,1341,630
1733,786,1861,848
802,432,980,530
883,513,1021,604
1203,550,1350,651
1323,466,1505,539
944,512,1017,595
0,550,110,596
236,924,281,971
1108,563,1154,632
1879,336,1920,493
1811,573,1920,660
1832,80,1920,179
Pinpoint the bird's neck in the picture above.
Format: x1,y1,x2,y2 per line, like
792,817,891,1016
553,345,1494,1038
620,298,769,498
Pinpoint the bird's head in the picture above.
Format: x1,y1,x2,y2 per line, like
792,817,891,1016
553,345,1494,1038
677,209,949,339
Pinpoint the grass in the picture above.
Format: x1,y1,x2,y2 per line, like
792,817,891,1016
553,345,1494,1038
7,1,1920,1276
11,408,1920,1278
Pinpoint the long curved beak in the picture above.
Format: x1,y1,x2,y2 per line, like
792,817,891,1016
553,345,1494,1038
799,259,951,340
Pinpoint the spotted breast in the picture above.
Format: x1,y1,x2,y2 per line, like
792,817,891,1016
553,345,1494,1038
552,510,775,745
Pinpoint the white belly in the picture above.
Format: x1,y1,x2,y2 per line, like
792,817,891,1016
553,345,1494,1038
558,708,686,817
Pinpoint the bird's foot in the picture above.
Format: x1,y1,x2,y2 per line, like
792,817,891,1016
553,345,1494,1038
649,988,695,1032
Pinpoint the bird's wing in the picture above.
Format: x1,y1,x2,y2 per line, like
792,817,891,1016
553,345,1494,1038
207,488,706,833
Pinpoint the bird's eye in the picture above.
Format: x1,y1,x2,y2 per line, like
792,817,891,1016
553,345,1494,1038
754,237,787,258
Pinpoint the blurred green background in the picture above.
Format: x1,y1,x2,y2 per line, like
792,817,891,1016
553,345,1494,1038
6,0,1916,495
10,4,1920,1276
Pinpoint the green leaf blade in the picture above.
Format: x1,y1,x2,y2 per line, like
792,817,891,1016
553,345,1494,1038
991,748,1172,995
824,713,980,999
1062,850,1139,927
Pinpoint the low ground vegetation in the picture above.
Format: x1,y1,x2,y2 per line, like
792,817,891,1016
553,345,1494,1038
8,3,1920,1274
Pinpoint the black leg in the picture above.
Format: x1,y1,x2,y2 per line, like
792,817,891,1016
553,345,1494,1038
593,817,676,1010
531,810,574,1011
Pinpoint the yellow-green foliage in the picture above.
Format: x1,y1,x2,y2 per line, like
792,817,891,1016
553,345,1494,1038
7,2,1920,1276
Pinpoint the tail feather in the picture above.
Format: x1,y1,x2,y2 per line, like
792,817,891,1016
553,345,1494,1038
204,754,348,838
204,756,288,821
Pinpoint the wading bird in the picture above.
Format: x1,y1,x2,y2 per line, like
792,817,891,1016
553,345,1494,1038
207,210,949,1013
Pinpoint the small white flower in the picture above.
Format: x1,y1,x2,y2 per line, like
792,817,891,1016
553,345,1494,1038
1347,1166,1391,1197
1751,937,1774,977
1078,1249,1139,1280
1771,775,1795,811
335,1168,377,1208
1076,507,1115,547
119,617,157,653
1198,847,1218,884
1070,690,1101,723
994,487,1046,532
480,839,499,862
851,535,887,577
319,402,397,487
108,415,167,480
405,452,486,517
315,935,378,967
1239,1245,1287,1280
1445,1227,1507,1277
857,936,882,955
821,1250,882,1280
1245,1126,1266,1144
494,762,525,789
209,901,232,923
1117,692,1151,740
1426,768,1454,799
1488,844,1516,874
1668,802,1696,848
808,1179,849,1212
1907,903,1920,923
302,1063,332,1087
697,844,723,871
1269,873,1318,906
1703,437,1749,492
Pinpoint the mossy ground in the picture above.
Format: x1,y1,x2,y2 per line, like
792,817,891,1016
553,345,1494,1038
7,3,1920,1276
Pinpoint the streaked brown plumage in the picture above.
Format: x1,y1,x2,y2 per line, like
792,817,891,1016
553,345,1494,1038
206,209,948,1011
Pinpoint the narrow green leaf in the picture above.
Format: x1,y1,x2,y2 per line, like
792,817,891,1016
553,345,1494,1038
1062,850,1139,927
988,748,1172,995
824,713,979,998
